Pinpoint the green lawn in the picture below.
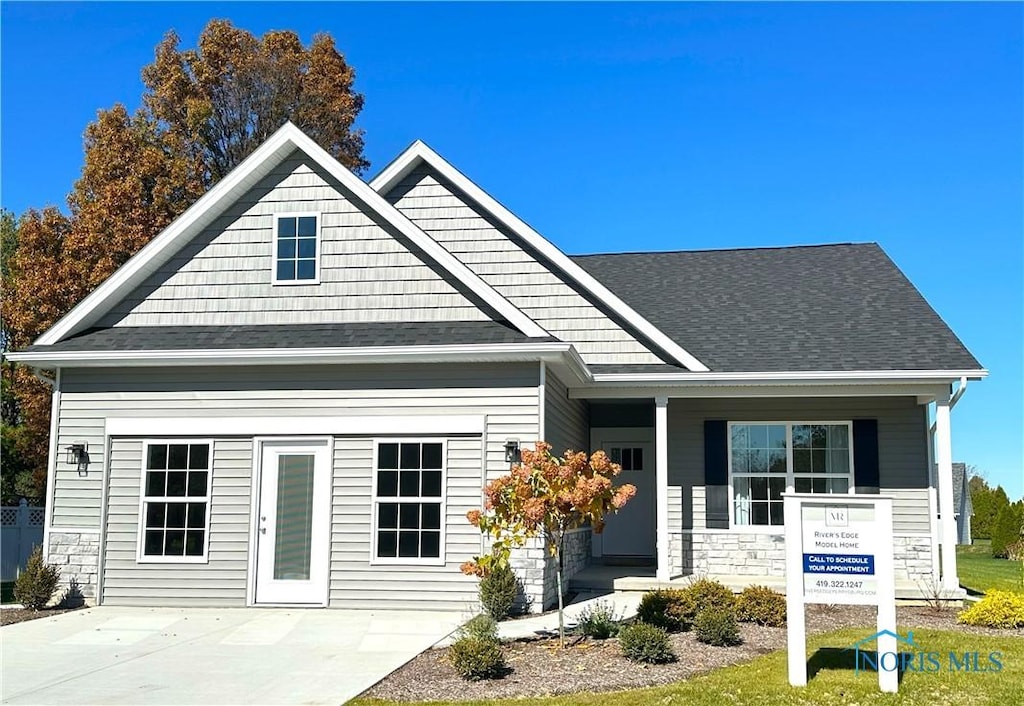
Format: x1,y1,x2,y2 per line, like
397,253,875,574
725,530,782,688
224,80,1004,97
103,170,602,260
958,541,1024,595
352,627,1024,706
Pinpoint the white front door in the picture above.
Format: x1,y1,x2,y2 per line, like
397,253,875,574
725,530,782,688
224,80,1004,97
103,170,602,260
254,439,332,605
595,431,656,557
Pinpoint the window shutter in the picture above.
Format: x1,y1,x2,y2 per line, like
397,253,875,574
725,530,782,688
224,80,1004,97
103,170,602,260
852,419,880,494
704,420,730,529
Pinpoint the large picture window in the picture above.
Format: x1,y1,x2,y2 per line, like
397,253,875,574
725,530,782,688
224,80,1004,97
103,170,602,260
373,441,444,563
730,423,852,528
273,214,319,283
139,441,212,561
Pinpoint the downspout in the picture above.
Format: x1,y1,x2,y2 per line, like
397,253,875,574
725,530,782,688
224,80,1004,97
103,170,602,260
927,377,967,586
930,376,968,434
36,368,61,566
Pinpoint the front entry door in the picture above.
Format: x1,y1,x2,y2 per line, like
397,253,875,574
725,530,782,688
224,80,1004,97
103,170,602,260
254,440,331,605
596,433,655,557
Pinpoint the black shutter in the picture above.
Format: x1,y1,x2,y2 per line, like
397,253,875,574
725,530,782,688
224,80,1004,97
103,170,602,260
853,419,880,494
704,420,730,528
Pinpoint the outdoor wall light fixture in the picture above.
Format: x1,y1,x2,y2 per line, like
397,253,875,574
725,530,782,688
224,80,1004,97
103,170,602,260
503,439,521,465
66,443,90,475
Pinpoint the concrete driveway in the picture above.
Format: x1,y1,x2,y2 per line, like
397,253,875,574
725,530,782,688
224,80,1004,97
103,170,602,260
1,606,465,705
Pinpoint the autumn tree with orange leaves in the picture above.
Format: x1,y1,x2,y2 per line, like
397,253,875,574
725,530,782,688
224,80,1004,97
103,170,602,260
2,19,367,500
462,442,636,646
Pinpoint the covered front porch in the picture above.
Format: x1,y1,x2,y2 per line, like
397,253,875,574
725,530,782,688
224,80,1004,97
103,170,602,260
565,375,971,599
566,562,954,601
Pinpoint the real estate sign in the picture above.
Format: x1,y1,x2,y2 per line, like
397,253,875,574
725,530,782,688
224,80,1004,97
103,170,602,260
784,493,897,692
801,503,881,605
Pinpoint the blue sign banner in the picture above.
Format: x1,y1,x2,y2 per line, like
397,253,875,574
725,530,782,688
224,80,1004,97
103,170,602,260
803,553,875,575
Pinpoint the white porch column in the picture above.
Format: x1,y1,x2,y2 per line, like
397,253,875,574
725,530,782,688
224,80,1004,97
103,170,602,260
935,397,958,591
655,396,670,582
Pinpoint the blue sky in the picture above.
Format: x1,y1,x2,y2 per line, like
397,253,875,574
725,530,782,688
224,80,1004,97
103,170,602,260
2,2,1021,497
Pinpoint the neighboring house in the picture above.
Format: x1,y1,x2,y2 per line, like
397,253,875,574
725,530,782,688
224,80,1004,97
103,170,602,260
952,462,973,545
8,123,985,610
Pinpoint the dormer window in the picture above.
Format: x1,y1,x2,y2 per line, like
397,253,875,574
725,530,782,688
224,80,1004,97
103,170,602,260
273,213,320,284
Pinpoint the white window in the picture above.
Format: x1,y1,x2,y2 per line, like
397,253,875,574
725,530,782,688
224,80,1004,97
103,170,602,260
138,441,212,562
729,422,853,528
609,446,644,471
272,213,320,284
372,440,445,564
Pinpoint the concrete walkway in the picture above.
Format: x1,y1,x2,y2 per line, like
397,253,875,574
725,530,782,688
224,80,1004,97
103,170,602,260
1,606,464,705
496,590,642,640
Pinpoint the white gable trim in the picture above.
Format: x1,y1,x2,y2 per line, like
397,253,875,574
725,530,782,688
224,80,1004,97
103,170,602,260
36,124,547,345
370,141,710,372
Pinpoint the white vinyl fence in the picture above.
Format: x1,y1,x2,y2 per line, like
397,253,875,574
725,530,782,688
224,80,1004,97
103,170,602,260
1,500,44,581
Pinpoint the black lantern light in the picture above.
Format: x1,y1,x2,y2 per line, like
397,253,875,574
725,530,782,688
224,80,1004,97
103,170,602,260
66,443,90,475
503,439,521,465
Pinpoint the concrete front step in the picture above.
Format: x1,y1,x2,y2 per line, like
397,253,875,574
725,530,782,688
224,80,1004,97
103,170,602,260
569,567,966,603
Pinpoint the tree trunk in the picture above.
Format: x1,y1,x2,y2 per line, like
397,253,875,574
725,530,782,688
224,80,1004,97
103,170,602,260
555,529,566,648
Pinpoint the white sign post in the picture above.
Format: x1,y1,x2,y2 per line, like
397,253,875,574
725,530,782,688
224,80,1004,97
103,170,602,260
784,493,896,692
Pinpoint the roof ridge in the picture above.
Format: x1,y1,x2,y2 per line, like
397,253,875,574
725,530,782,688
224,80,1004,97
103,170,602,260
571,242,876,258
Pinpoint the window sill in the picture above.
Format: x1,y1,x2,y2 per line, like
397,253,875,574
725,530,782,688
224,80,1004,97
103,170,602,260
135,556,211,565
271,278,321,286
369,558,447,568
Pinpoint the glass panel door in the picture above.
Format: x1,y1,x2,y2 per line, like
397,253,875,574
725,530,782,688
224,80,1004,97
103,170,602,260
254,441,330,605
274,454,315,580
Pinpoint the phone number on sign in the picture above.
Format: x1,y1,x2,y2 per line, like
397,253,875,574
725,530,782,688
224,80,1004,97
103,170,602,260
815,579,864,589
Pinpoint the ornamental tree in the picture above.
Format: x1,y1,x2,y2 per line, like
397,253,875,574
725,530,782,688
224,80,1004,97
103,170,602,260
461,442,636,646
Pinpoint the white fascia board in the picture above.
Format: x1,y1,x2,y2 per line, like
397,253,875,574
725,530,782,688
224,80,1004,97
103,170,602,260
370,141,710,372
590,369,989,385
36,123,547,345
5,341,587,369
107,415,484,437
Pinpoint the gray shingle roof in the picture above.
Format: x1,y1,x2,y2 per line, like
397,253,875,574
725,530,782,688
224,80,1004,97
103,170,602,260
571,243,982,372
27,321,552,352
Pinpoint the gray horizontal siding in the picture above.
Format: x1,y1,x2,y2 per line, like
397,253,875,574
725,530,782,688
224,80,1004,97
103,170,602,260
329,437,482,610
543,368,589,456
384,168,663,365
667,396,930,534
99,150,491,328
101,439,252,606
55,364,537,536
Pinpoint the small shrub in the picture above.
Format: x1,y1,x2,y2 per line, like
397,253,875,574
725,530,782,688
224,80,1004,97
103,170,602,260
13,547,60,611
637,589,695,632
1005,539,1024,562
448,636,507,680
686,578,736,614
618,621,676,663
694,607,742,646
736,585,786,626
576,600,621,639
957,590,1024,629
479,563,520,621
460,614,499,642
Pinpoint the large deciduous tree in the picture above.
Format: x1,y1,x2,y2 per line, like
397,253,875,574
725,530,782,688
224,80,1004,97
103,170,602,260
462,442,636,647
2,19,367,501
142,19,367,182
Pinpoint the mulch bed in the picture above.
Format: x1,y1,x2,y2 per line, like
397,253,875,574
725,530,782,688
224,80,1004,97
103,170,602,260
0,605,85,626
362,605,1020,702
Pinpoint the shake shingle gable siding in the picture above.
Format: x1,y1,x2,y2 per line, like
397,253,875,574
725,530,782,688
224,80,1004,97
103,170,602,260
571,243,981,372
26,321,552,353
